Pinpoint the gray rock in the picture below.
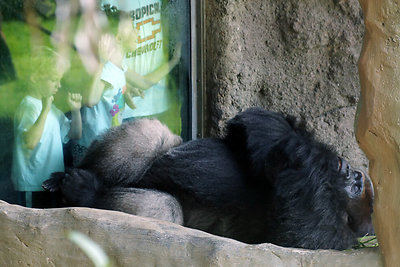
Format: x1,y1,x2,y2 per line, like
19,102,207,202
0,201,382,266
205,0,367,168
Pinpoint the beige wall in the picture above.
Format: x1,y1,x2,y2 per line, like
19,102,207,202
357,0,400,266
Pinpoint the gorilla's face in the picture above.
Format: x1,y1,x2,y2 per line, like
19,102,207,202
338,158,374,236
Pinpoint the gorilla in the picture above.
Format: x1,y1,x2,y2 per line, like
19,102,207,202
43,108,374,250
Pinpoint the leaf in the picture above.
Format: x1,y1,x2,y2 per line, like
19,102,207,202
67,231,111,267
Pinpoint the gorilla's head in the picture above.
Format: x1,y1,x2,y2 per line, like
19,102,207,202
338,158,374,237
225,108,375,249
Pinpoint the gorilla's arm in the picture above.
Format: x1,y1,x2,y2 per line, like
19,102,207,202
136,138,274,243
137,138,257,208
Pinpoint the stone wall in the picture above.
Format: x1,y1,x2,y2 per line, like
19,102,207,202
0,201,382,266
356,0,400,265
205,0,367,169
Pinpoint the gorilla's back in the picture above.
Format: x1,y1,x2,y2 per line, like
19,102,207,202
138,138,273,243
138,138,259,207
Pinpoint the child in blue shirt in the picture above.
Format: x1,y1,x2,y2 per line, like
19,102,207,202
72,14,138,165
11,47,82,208
72,13,181,165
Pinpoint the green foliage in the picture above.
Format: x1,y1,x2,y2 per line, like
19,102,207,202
0,0,56,20
0,20,50,117
1,10,183,132
353,235,379,249
0,18,90,114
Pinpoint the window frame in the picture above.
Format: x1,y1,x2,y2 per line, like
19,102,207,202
190,0,206,140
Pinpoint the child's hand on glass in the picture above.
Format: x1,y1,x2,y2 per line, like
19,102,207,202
98,34,116,63
67,92,82,111
127,86,144,99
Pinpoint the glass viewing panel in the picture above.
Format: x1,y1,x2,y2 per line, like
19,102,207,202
0,0,192,207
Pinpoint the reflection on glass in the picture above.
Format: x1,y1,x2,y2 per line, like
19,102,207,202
112,0,180,124
11,48,82,208
0,0,190,207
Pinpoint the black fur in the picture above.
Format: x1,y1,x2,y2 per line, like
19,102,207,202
43,108,374,250
78,118,182,187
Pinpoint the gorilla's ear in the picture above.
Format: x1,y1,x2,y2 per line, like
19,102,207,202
224,108,295,183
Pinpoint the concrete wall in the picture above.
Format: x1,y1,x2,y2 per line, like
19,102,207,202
205,0,367,169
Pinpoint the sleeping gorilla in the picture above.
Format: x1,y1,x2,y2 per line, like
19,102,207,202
43,108,374,250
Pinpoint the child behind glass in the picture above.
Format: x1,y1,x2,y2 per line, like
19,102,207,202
11,47,82,208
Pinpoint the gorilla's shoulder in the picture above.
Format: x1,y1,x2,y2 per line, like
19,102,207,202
225,108,309,143
151,138,235,168
224,108,337,183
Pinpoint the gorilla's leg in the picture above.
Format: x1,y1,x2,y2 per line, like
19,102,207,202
95,188,183,224
43,118,182,211
78,119,182,187
43,169,183,224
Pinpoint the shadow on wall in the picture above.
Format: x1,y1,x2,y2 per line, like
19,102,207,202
0,118,17,204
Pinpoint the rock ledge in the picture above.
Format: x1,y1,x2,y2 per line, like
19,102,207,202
0,201,381,266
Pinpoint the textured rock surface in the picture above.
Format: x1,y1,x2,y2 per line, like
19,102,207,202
0,201,382,266
205,0,367,169
356,0,400,266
